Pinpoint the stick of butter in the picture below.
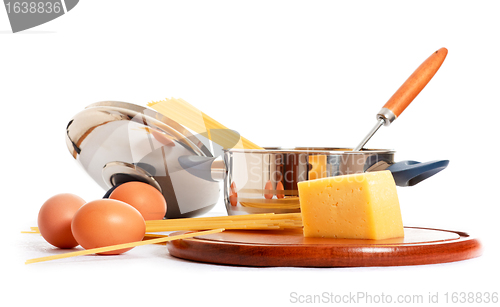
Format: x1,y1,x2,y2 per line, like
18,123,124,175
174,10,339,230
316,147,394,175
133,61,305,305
298,170,404,240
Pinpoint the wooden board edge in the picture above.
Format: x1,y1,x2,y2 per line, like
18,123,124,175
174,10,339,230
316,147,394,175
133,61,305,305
166,230,482,268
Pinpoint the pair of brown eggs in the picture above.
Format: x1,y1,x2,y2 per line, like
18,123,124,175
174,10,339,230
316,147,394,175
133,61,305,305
37,182,166,255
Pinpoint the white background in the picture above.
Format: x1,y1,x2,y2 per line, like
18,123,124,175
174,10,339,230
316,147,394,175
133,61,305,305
1,1,499,306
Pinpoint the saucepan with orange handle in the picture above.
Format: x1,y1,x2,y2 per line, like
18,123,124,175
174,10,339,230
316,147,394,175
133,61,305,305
180,146,449,215
179,48,450,215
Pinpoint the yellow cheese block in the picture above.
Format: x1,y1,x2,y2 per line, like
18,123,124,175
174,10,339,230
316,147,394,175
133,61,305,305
297,170,404,240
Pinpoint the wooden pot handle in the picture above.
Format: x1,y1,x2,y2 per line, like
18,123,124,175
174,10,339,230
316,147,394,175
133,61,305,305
384,48,448,118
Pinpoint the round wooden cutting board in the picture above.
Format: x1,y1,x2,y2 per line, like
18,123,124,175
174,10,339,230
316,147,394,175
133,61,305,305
167,227,482,267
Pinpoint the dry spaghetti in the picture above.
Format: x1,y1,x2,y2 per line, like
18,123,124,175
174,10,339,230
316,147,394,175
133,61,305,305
25,228,225,264
144,213,302,232
148,98,263,150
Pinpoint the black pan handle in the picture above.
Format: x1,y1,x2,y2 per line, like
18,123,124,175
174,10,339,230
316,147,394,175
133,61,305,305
387,160,449,187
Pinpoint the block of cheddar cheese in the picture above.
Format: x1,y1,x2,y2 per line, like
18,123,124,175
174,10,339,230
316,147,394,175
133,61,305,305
297,170,404,240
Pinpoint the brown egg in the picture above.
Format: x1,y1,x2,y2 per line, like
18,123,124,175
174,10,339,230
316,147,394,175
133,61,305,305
109,182,167,220
38,193,86,249
71,199,146,255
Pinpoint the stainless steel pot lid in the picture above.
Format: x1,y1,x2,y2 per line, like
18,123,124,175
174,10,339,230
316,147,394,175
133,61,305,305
65,101,221,219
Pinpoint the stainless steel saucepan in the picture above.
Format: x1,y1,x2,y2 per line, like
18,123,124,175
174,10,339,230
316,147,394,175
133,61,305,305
180,148,448,215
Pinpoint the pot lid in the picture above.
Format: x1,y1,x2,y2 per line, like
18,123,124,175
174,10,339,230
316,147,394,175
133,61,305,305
65,101,214,192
